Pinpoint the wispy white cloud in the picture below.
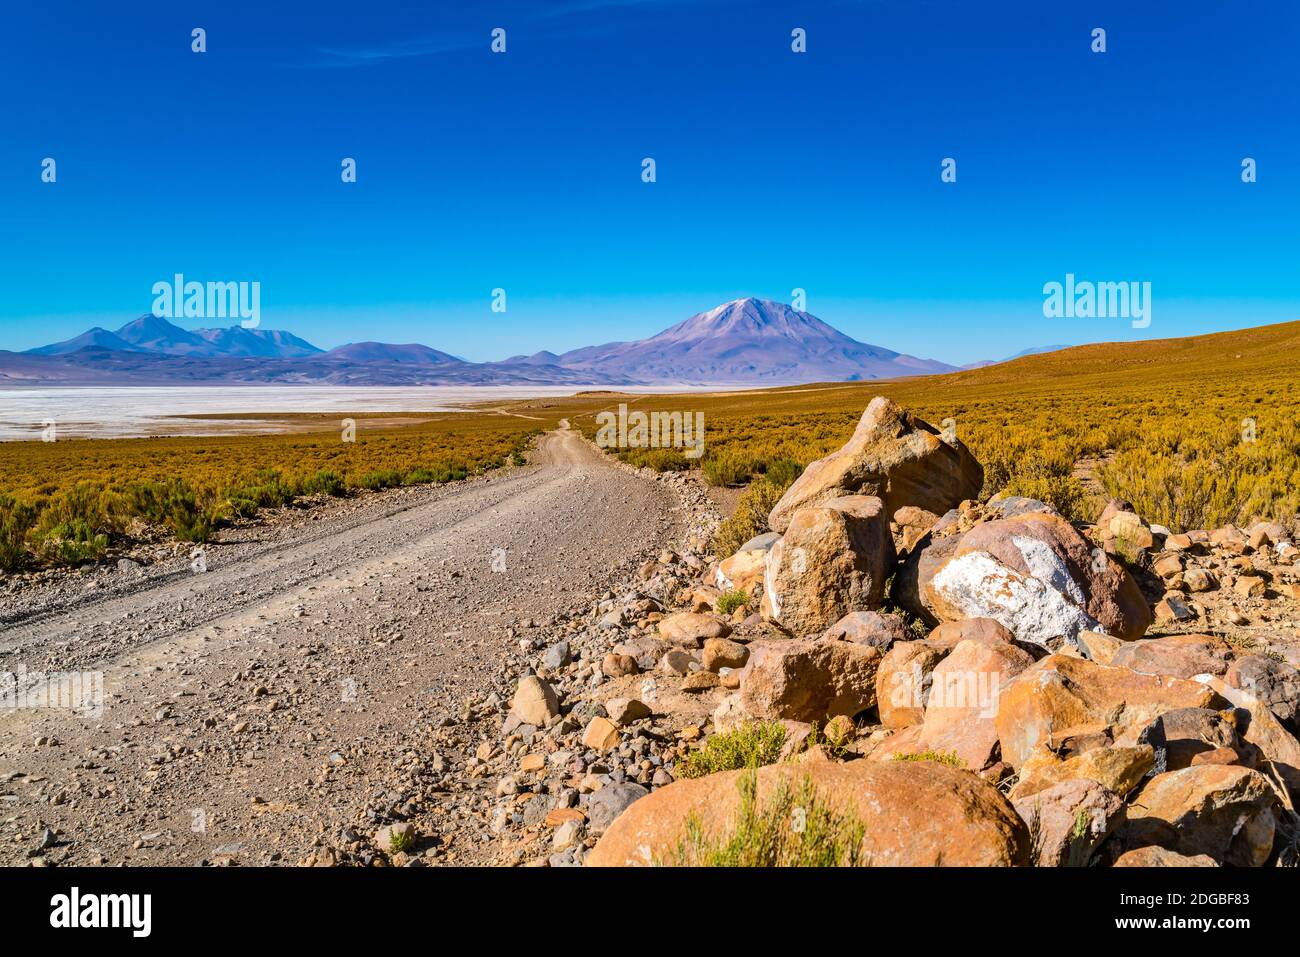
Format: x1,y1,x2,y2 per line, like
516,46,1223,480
299,0,734,69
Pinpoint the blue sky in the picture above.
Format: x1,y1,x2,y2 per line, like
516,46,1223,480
2,0,1296,364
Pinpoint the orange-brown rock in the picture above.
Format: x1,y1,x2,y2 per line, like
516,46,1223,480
768,397,982,535
1109,633,1234,679
1112,846,1217,867
739,638,881,723
821,610,911,649
926,617,1018,650
762,495,895,636
1011,778,1125,867
995,655,1221,769
1195,674,1300,799
657,612,731,647
1009,745,1155,800
917,638,1035,770
1123,765,1276,867
876,640,948,728
586,759,1028,867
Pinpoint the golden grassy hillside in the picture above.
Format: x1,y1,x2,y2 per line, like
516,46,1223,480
566,320,1300,548
0,411,548,569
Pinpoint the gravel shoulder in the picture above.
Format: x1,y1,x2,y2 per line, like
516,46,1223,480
0,425,693,866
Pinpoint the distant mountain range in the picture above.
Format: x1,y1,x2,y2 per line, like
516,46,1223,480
3,299,1038,387
28,315,324,359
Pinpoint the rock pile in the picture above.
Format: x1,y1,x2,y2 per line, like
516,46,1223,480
575,398,1300,868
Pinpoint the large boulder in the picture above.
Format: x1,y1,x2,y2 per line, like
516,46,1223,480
876,640,948,728
657,612,731,647
768,397,982,535
918,512,1151,650
1194,674,1300,800
1112,846,1218,867
917,638,1035,770
762,495,895,637
739,638,881,723
1123,765,1277,867
1119,708,1239,772
1225,655,1300,728
995,655,1221,769
1110,633,1233,679
927,617,1020,651
713,534,777,594
586,760,1028,867
1011,778,1125,867
821,610,911,650
1009,745,1155,801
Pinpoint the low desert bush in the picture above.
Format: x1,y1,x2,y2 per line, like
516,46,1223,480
0,495,38,571
892,749,966,768
715,589,750,616
663,771,866,867
679,720,786,779
711,472,794,557
701,449,756,487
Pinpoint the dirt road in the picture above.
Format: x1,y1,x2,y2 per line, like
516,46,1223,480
0,425,683,865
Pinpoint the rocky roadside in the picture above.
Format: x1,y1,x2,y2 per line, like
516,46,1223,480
304,455,733,868
531,397,1300,868
0,429,714,867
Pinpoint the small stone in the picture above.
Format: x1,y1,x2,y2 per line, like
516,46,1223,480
1234,575,1266,598
1153,554,1184,580
519,753,545,773
585,781,649,834
658,612,731,647
545,807,585,827
701,637,749,672
680,671,720,692
552,819,585,850
606,698,651,726
602,653,639,677
583,717,621,751
511,676,560,726
658,650,694,675
542,642,571,670
1154,594,1196,624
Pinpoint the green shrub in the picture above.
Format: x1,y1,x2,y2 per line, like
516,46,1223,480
357,469,403,491
679,720,786,779
31,482,115,562
388,827,414,854
230,469,296,510
128,479,218,542
711,472,795,557
0,495,38,571
759,457,803,488
892,749,966,768
617,447,691,472
716,589,751,616
662,771,865,867
37,519,109,564
701,450,756,487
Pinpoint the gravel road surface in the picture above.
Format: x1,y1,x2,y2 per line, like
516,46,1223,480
0,425,683,865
